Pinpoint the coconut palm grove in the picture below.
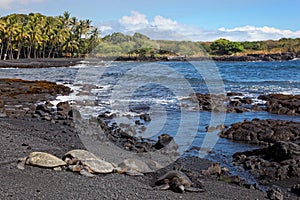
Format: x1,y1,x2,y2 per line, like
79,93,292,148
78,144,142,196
0,11,99,60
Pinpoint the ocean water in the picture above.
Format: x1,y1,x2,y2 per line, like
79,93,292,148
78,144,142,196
0,60,300,181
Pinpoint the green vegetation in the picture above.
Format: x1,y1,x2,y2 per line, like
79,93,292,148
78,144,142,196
93,33,300,57
203,38,300,56
0,12,300,60
93,32,158,57
210,39,244,55
98,34,300,57
205,38,300,56
0,12,99,59
239,38,300,55
93,32,205,57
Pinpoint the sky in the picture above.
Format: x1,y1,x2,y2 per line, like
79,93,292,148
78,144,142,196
0,0,300,41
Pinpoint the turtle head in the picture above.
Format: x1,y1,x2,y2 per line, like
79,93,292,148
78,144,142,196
170,177,185,193
113,167,126,174
178,185,185,193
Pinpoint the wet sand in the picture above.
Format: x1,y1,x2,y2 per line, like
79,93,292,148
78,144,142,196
0,58,83,68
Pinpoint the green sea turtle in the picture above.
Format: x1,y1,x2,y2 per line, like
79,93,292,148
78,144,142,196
114,158,153,176
63,149,115,177
17,152,66,171
155,170,205,193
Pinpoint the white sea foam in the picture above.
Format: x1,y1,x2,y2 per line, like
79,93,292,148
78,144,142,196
0,67,19,70
50,84,82,106
292,58,300,61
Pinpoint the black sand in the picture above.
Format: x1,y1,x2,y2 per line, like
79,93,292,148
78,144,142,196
0,117,268,200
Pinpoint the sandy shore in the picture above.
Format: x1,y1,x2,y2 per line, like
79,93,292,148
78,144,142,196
0,58,83,68
0,54,298,69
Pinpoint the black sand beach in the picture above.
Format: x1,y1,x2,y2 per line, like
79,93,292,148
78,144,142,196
0,117,268,200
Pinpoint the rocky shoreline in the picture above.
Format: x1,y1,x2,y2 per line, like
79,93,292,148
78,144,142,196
220,119,300,198
186,92,300,116
116,52,298,62
258,94,300,115
211,52,297,62
0,52,298,68
0,77,299,199
0,78,71,118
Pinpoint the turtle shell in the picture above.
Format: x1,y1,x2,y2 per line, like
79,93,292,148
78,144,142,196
28,152,66,168
63,149,114,174
117,158,152,173
156,170,193,186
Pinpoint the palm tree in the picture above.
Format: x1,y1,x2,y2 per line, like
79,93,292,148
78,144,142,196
0,12,98,59
50,17,69,58
86,27,100,55
0,18,6,59
5,15,20,59
45,17,60,58
14,14,30,59
75,19,92,56
61,11,71,27
62,38,79,57
26,13,44,58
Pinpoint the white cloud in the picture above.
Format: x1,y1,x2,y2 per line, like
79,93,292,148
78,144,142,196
152,16,178,30
101,11,300,41
0,0,44,9
99,25,113,32
218,26,300,41
118,11,149,31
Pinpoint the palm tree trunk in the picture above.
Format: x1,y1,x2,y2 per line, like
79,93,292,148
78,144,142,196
38,46,42,58
27,46,31,58
17,41,22,59
9,45,13,59
42,43,46,58
33,43,37,59
48,47,52,58
9,35,13,60
5,41,10,60
0,42,3,59
23,46,27,58
53,46,56,58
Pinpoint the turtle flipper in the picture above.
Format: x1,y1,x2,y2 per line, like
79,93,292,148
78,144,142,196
80,169,95,177
184,187,205,192
154,184,170,190
125,169,144,176
17,157,27,170
68,164,83,172
113,167,126,174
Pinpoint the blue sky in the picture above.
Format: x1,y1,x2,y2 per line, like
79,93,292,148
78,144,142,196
1,0,300,41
